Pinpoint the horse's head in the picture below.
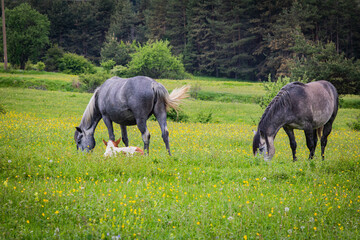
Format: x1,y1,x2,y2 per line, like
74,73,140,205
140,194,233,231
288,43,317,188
252,130,274,161
74,127,95,152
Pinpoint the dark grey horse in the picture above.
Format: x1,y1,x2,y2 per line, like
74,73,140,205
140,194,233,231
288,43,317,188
253,80,338,161
74,76,189,155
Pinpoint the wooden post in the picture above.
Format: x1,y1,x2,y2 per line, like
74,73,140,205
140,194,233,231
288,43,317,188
1,0,7,70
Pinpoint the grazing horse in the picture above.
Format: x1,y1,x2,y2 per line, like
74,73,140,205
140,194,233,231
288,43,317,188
74,76,189,155
103,139,144,157
253,80,338,161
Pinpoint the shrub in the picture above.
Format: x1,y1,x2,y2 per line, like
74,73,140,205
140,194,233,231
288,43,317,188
291,39,360,95
25,60,36,71
167,109,189,122
348,115,360,131
44,44,64,71
35,61,45,71
101,36,136,66
100,60,116,73
0,103,5,114
110,65,129,77
127,40,188,79
196,111,213,123
59,53,96,75
79,73,111,92
258,75,307,109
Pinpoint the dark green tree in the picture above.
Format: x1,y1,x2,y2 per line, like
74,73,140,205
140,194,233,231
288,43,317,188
145,0,168,40
186,0,220,76
0,3,50,69
108,0,136,42
164,0,189,55
100,35,136,66
215,0,256,79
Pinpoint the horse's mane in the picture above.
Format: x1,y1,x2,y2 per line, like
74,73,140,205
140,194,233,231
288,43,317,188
80,87,100,129
258,82,304,132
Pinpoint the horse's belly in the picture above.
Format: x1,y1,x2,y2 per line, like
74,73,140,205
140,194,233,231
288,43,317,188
111,110,137,125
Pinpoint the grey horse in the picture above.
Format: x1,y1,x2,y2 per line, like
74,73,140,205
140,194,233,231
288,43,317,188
253,80,338,161
74,76,189,155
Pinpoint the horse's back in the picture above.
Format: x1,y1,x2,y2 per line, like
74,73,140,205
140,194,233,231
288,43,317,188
292,80,338,128
97,76,157,125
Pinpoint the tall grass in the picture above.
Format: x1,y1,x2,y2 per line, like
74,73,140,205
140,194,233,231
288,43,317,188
1,87,360,239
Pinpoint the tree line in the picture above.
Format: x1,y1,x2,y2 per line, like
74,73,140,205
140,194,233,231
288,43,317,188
2,0,360,84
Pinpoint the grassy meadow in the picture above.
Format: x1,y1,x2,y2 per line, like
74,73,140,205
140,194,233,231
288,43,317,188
1,72,360,239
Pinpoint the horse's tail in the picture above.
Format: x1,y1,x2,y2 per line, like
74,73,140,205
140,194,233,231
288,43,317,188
317,127,323,139
153,83,190,112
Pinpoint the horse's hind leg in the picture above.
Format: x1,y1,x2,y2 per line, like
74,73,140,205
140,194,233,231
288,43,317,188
304,128,316,159
321,121,334,160
120,125,129,147
153,104,171,155
136,118,150,155
283,127,297,162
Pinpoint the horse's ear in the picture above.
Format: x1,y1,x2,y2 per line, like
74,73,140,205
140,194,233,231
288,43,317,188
102,139,108,146
75,127,82,133
114,138,121,147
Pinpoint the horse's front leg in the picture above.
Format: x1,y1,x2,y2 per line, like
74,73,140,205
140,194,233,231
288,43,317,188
283,126,297,162
103,116,115,141
120,125,129,147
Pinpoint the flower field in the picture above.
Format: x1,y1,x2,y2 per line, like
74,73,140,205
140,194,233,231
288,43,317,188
1,86,360,239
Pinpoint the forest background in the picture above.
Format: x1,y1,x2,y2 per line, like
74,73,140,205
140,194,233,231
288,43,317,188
1,0,360,89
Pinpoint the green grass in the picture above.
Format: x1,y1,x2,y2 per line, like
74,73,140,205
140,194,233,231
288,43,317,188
0,72,360,239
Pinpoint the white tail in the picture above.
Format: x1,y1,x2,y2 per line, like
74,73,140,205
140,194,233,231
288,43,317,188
164,85,190,112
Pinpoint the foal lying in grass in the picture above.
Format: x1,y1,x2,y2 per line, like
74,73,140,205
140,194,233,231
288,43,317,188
103,139,144,157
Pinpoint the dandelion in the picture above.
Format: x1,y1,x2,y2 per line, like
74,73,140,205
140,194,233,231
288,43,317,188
288,229,292,234
197,222,200,225
114,178,118,182
228,216,234,221
313,227,317,231
55,210,59,214
26,220,30,224
244,235,247,240
8,160,12,163
268,214,272,217
285,207,289,212
263,177,267,181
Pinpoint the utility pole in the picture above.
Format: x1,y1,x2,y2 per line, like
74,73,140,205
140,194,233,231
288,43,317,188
1,0,7,70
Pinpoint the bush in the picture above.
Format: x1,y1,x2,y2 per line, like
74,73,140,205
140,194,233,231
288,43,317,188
110,65,129,77
258,75,307,109
291,39,360,95
127,40,188,79
167,109,189,122
101,60,116,73
59,53,96,75
35,61,45,71
0,103,6,114
196,111,213,123
44,44,64,71
348,115,360,131
79,73,111,92
101,36,136,66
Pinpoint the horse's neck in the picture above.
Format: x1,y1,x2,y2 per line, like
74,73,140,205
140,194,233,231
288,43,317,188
261,109,287,138
80,111,101,134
